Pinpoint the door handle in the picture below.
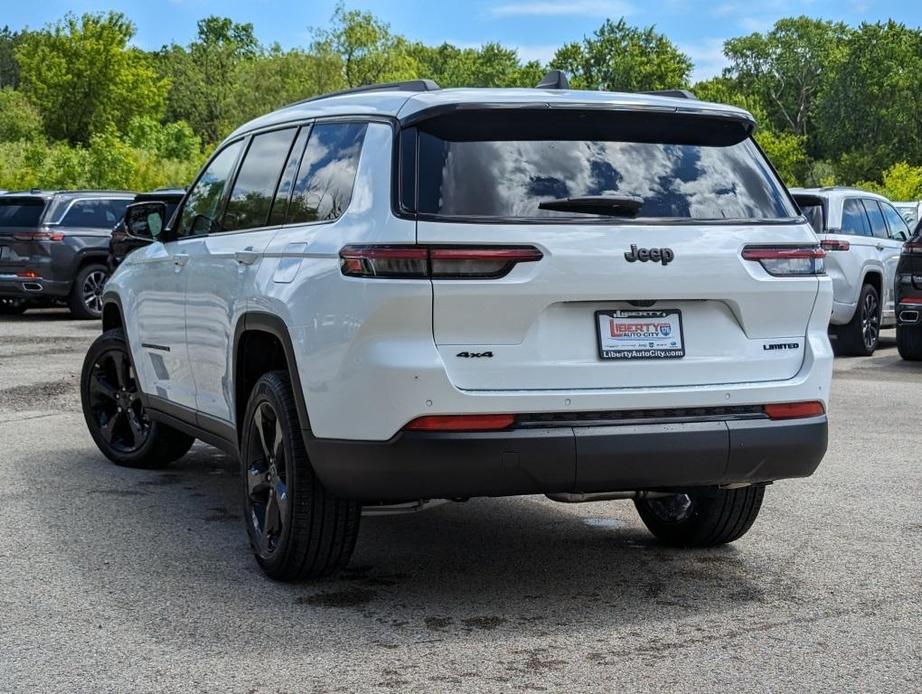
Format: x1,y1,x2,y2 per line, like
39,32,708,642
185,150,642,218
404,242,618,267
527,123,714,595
235,250,259,265
876,243,885,251
173,254,189,267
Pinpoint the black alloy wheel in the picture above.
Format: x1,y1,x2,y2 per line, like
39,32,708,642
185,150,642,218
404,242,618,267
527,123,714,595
86,347,150,454
860,288,880,353
245,401,290,560
82,268,108,315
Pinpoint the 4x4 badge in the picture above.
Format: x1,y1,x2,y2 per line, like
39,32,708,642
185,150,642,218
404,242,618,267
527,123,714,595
624,244,674,265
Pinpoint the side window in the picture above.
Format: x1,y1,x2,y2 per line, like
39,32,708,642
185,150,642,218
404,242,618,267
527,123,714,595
862,199,889,239
268,127,309,226
176,140,244,238
222,128,298,233
841,199,871,237
287,122,367,225
60,199,122,229
105,199,132,224
881,202,911,241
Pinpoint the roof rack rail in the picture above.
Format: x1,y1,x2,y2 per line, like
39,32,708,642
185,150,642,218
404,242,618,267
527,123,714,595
640,89,698,100
536,70,570,90
290,79,441,107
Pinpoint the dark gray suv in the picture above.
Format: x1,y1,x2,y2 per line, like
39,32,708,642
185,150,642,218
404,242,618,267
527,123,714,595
0,190,135,318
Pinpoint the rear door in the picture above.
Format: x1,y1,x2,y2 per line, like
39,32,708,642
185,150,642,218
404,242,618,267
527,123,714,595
863,199,902,320
183,126,300,423
879,200,911,320
410,108,820,391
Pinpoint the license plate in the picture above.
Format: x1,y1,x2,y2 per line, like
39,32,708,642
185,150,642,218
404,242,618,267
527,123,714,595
596,309,685,360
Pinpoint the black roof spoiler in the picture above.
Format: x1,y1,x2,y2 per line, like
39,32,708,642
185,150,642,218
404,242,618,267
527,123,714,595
640,89,698,100
535,70,570,90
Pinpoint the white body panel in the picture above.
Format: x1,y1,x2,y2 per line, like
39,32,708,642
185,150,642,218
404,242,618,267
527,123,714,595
106,101,834,443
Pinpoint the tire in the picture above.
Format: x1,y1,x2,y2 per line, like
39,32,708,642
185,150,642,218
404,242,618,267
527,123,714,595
68,263,109,319
0,298,27,315
897,324,922,360
81,328,194,468
836,283,881,356
241,370,361,581
634,486,766,547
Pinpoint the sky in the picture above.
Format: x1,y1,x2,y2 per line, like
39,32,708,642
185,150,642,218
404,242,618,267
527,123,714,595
3,0,922,82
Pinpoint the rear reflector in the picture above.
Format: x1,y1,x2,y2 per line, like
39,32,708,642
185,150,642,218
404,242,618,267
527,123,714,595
820,239,850,252
899,297,922,305
340,245,543,279
902,242,922,256
742,246,825,276
764,401,825,420
404,414,516,432
16,271,39,279
12,231,64,241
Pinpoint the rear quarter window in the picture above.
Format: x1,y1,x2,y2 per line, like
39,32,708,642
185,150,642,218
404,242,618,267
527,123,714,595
411,109,797,223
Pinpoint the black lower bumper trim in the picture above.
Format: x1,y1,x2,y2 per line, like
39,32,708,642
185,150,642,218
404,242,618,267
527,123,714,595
307,416,828,502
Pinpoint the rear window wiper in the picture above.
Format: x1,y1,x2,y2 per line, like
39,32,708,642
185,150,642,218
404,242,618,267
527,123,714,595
537,195,644,217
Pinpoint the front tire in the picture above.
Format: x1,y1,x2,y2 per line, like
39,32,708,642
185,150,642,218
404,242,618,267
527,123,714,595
634,486,765,547
241,371,361,581
836,283,880,356
897,324,922,360
69,263,109,319
81,328,194,468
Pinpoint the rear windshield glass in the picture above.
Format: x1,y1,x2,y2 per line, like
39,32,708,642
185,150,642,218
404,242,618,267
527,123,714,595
414,110,796,222
0,198,46,227
795,201,824,233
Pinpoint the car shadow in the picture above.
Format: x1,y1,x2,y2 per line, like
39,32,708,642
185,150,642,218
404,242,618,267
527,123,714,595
35,440,800,651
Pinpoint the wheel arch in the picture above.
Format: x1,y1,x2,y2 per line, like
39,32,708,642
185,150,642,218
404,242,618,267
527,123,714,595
233,313,313,445
861,268,883,298
101,293,125,332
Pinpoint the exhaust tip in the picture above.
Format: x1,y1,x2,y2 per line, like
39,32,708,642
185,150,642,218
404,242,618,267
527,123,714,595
899,310,920,324
21,282,43,292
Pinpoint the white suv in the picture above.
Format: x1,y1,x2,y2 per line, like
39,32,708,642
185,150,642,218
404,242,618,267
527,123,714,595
81,76,833,581
791,188,910,355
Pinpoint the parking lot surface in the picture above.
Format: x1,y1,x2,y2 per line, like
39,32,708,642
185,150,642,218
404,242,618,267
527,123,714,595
1,310,920,693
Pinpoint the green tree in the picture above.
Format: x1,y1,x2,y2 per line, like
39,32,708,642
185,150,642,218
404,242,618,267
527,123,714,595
857,162,922,201
549,19,691,91
0,26,23,88
159,16,260,142
15,12,166,144
0,87,43,142
409,41,543,87
723,17,849,143
817,21,922,181
309,4,418,88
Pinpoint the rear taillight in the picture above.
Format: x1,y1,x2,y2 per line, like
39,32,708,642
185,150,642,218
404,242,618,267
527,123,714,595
404,414,516,432
820,239,849,252
742,246,825,276
12,230,64,242
899,297,922,305
902,242,922,256
764,401,825,420
340,245,543,279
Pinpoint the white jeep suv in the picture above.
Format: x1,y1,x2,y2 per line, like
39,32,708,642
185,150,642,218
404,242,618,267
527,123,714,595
81,75,833,581
791,187,910,355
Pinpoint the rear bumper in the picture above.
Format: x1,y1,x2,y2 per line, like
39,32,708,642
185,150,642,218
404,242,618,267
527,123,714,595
0,274,70,299
307,415,828,502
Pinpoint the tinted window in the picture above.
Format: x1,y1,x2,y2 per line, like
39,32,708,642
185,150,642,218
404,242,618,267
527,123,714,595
798,203,824,233
881,202,910,240
288,123,367,224
415,114,796,221
0,199,45,227
177,141,244,238
60,199,130,229
863,199,888,239
223,128,297,232
268,127,309,226
841,199,871,237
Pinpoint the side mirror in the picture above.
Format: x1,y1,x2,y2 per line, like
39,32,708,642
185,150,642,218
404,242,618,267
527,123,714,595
124,201,167,242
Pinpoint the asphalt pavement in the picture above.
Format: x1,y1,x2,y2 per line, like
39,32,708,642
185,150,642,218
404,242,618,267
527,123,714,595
1,310,920,692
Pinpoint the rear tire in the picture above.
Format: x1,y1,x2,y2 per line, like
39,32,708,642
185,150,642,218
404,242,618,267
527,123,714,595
0,298,27,315
897,324,922,360
81,328,194,468
241,370,361,581
836,283,880,356
634,486,765,547
69,263,109,319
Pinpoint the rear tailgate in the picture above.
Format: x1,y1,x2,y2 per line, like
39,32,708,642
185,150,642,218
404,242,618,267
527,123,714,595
0,197,48,275
409,107,818,391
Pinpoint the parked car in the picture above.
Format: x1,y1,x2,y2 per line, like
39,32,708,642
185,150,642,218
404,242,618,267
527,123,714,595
893,201,922,229
81,75,833,581
0,190,135,317
791,187,910,355
109,189,185,270
895,227,922,359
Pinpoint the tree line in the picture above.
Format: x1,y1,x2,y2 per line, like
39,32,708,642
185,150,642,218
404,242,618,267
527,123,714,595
1,5,922,199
